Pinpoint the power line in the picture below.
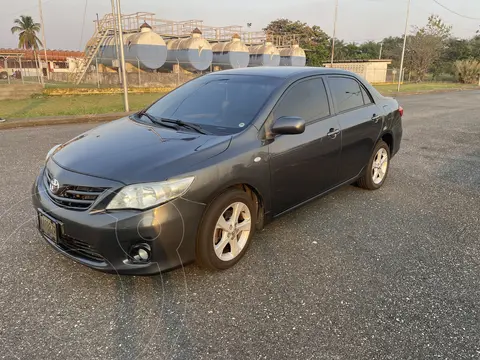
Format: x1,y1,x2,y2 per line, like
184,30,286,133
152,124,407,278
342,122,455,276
432,0,480,21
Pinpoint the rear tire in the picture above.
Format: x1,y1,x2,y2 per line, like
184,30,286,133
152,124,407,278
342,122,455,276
196,189,256,270
357,140,391,190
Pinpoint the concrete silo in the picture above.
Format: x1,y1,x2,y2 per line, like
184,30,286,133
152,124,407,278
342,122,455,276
211,34,249,70
95,22,167,70
165,28,213,72
279,44,306,67
248,41,280,67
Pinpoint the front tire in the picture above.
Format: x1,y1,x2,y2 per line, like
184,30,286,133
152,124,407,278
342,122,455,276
196,189,256,270
357,140,391,190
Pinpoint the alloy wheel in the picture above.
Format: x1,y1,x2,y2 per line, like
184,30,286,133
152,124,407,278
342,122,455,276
213,202,252,262
372,148,389,185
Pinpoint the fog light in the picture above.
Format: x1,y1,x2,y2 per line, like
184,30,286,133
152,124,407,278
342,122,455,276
136,249,149,261
130,244,151,262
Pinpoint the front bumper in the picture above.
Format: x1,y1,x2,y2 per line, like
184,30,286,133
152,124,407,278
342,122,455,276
31,168,205,275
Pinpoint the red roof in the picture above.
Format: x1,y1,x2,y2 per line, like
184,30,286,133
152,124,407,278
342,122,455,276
0,48,84,61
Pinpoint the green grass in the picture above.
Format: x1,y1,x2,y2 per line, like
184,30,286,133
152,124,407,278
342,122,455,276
0,81,478,119
0,93,166,119
375,82,477,95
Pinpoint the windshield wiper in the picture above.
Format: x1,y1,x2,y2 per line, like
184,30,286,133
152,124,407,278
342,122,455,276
159,117,211,135
135,110,178,130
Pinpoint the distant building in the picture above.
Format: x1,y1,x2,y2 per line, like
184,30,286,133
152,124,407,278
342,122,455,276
0,49,84,76
324,59,393,84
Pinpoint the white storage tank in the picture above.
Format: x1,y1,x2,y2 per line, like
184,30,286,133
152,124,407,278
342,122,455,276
280,44,306,67
248,41,280,67
212,34,249,69
94,22,167,70
165,28,213,72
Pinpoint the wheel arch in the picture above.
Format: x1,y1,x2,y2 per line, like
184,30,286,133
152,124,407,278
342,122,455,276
203,182,266,231
380,131,394,155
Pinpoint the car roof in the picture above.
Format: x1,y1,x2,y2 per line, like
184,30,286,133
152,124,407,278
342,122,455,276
205,66,357,79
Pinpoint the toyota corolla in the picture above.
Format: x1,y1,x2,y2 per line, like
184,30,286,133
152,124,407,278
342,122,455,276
32,67,403,275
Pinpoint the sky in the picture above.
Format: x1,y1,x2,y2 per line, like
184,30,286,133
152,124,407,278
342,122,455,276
1,0,479,51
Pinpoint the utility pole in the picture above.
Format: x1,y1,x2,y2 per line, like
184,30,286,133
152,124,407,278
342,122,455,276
398,0,411,92
111,0,121,83
38,0,49,80
330,0,339,66
114,0,129,112
379,42,383,59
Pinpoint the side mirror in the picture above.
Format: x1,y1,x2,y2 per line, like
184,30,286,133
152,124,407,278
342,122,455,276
271,116,306,135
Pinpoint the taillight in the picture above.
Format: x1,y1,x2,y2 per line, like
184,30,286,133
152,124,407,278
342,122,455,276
398,106,404,117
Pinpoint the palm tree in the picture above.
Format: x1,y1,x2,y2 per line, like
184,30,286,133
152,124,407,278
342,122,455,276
11,15,42,49
11,15,43,82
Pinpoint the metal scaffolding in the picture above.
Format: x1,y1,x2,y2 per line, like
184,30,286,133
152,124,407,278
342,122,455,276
91,12,301,45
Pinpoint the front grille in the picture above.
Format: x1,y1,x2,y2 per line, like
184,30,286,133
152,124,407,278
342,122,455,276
44,170,108,211
60,235,105,263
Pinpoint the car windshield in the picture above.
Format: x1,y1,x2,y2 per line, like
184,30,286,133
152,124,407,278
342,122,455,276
142,75,282,134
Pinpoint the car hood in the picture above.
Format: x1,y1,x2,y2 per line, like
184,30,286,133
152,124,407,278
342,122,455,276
51,117,232,184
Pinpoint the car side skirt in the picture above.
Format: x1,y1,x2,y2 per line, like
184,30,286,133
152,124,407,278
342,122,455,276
272,173,363,219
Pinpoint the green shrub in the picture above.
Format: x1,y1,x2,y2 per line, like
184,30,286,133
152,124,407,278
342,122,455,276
454,60,480,84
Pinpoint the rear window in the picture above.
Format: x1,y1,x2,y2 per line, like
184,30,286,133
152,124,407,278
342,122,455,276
145,75,282,134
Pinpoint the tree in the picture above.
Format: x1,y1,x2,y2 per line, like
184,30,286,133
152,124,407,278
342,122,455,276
380,36,405,68
359,41,382,60
326,40,382,61
433,38,472,77
336,41,361,60
469,35,480,59
406,15,452,81
263,19,330,66
454,59,480,84
11,15,43,81
11,15,42,50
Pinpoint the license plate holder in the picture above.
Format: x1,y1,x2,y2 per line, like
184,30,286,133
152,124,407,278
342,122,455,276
37,210,61,244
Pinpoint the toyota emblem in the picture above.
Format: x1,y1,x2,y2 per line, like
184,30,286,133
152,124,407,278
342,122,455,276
50,178,60,194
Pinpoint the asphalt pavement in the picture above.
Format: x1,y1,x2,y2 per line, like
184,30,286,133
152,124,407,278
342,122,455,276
0,90,479,360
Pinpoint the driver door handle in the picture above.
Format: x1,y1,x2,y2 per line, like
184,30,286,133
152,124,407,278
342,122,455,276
327,128,340,138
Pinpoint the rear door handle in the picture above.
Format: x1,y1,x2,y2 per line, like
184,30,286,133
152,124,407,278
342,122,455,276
327,128,340,138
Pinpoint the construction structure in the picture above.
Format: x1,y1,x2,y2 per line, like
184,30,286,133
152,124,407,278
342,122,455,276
89,22,167,70
72,12,306,84
0,49,83,78
324,59,393,83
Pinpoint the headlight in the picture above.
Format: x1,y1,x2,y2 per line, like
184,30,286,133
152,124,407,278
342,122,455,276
106,177,195,210
45,144,61,162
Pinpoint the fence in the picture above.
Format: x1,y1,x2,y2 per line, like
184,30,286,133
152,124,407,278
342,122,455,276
323,64,458,84
50,70,198,89
50,57,259,88
0,58,462,93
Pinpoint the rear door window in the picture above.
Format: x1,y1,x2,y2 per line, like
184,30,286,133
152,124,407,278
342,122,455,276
328,76,365,113
274,77,330,124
